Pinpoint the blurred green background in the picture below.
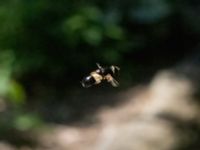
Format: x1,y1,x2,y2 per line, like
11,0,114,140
0,0,200,147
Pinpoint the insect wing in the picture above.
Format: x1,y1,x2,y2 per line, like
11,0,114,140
110,78,119,87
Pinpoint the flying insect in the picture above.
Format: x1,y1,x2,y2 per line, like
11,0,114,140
81,63,120,88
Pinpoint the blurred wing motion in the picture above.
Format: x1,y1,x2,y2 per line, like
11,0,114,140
110,78,119,87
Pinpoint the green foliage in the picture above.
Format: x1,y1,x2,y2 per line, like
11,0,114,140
0,50,25,104
62,6,124,46
7,80,26,104
0,111,42,132
14,114,42,131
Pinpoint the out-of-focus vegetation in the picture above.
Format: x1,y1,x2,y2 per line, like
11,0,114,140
0,0,200,147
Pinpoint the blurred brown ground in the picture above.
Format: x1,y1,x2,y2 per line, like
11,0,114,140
2,67,200,150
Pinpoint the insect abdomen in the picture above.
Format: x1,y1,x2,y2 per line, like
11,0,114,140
81,76,96,88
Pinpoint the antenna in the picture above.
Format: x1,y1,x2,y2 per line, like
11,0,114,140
96,63,102,69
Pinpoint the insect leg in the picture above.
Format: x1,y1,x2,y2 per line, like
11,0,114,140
105,74,119,87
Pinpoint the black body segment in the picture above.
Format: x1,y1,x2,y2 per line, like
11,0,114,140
81,75,96,88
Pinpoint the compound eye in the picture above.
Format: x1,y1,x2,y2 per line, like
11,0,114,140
86,76,91,80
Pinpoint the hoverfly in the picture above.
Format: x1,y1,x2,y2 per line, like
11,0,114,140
81,63,120,88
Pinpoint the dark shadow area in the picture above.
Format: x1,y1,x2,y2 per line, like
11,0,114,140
0,128,37,148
